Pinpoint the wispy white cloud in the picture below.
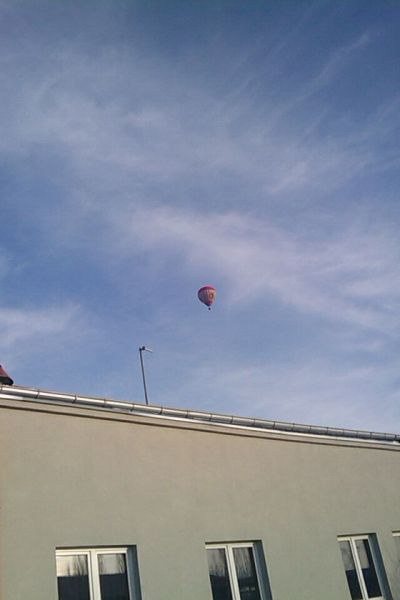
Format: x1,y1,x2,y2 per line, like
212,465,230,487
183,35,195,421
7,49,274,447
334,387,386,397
0,28,395,200
170,357,400,432
0,304,83,346
1,30,396,339
109,205,400,336
314,31,372,86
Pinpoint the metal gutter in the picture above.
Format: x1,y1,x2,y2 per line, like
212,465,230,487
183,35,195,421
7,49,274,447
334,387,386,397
1,384,399,445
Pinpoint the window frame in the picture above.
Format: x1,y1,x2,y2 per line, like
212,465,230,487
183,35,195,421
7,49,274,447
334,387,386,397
206,541,268,600
56,546,136,600
338,534,385,600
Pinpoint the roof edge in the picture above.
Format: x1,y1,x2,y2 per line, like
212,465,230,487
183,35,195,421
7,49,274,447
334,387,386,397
1,384,399,445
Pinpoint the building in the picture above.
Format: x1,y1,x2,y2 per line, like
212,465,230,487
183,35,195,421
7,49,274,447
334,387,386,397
1,384,400,600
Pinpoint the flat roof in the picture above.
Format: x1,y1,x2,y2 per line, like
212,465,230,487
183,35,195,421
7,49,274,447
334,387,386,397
1,383,399,446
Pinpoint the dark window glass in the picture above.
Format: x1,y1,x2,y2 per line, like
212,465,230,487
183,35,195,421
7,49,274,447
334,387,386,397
56,554,90,600
232,547,261,600
339,541,363,600
98,553,130,600
355,539,382,598
207,548,233,600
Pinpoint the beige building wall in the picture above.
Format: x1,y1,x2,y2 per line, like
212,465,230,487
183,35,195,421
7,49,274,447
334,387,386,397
1,392,400,600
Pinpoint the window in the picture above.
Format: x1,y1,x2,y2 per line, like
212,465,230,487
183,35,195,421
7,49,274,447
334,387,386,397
338,535,386,599
56,547,141,600
206,542,269,600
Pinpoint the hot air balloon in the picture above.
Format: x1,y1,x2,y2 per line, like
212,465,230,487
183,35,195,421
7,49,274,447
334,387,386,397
198,285,216,310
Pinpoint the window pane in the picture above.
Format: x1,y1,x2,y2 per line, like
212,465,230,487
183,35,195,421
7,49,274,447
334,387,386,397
207,548,233,600
232,547,261,600
98,553,130,600
56,554,90,600
355,539,382,598
339,541,363,600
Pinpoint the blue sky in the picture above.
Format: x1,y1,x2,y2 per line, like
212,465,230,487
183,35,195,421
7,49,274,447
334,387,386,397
1,0,400,431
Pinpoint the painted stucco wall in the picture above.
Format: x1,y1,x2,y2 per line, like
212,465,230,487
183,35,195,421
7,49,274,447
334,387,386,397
1,397,400,600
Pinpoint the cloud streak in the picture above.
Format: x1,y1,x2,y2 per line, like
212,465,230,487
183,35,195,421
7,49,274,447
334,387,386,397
169,357,400,432
0,27,396,201
110,205,400,337
0,304,83,347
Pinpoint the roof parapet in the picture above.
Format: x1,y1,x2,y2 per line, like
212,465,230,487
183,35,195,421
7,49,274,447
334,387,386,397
0,384,399,444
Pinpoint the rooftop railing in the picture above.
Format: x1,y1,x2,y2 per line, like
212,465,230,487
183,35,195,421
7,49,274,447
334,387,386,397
1,384,399,444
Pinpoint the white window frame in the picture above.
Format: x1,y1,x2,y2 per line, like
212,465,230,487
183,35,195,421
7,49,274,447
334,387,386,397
338,535,385,600
206,541,268,600
56,547,136,600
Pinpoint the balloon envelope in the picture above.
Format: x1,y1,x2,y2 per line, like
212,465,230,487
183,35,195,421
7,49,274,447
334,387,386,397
198,285,216,308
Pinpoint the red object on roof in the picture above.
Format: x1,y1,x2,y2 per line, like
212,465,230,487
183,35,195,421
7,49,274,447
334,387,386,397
0,365,13,385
